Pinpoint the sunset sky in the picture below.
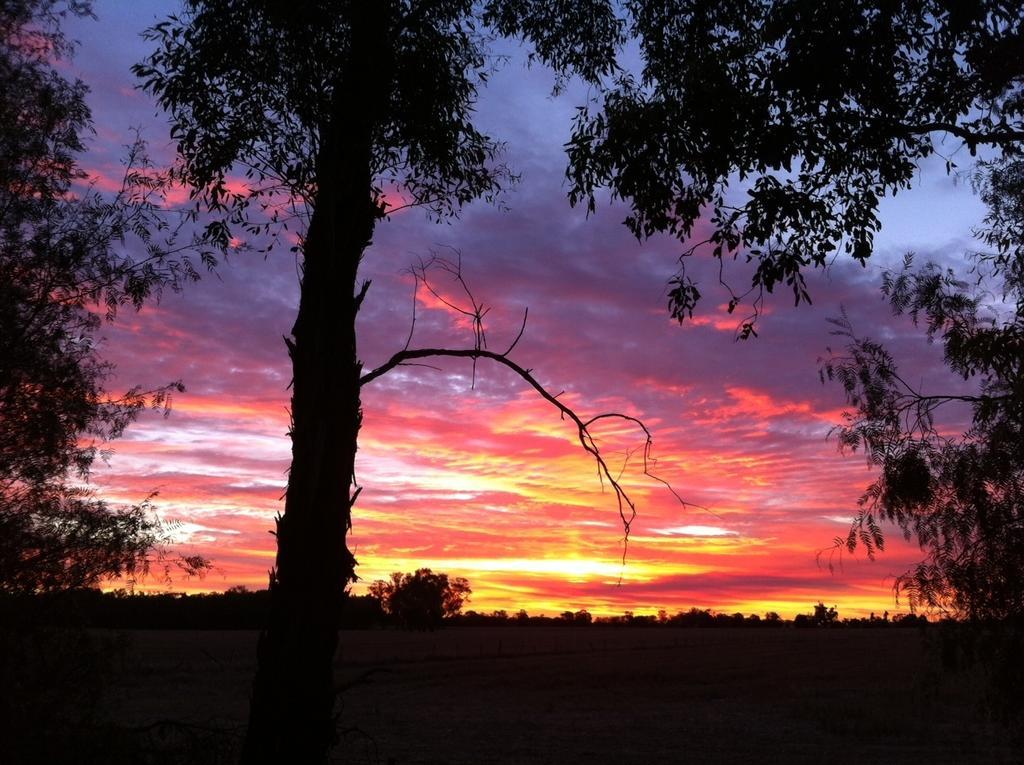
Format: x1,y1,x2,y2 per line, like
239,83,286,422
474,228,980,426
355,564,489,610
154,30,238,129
67,2,989,618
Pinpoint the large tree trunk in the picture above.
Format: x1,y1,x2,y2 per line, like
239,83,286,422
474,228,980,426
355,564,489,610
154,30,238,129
240,4,391,762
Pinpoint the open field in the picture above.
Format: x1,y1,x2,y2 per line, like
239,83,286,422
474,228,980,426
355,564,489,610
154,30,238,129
102,627,1014,763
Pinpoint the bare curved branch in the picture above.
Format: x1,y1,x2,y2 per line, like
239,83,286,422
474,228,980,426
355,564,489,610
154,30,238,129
369,253,701,561
362,345,700,558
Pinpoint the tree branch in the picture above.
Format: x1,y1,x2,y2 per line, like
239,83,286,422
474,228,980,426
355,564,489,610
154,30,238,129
368,253,702,562
908,122,1024,151
361,345,696,558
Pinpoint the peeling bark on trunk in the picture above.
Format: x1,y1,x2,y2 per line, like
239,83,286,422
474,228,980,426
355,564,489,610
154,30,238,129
240,4,390,762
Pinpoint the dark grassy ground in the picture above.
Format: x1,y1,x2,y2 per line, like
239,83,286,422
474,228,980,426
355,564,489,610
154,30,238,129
99,627,1015,764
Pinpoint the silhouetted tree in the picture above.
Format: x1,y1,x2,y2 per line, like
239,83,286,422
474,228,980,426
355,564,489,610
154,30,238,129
134,3,637,759
792,605,838,628
823,157,1024,622
368,568,471,630
0,0,207,595
567,1,1024,333
823,156,1024,717
1,11,215,760
812,602,839,627
574,609,594,625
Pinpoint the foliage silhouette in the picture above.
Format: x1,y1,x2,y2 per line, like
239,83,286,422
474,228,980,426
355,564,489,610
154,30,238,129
566,1,1024,331
0,0,209,595
793,602,839,628
1,5,218,760
822,160,1024,622
368,568,471,630
823,157,1024,719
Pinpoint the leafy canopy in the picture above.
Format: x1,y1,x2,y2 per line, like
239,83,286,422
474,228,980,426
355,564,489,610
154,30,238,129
567,0,1024,331
136,0,497,238
823,158,1024,620
0,0,206,592
132,0,628,247
133,1,1024,335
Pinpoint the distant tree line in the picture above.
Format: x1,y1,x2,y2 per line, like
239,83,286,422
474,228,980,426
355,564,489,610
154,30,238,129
452,603,929,629
0,587,385,630
2,586,934,631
